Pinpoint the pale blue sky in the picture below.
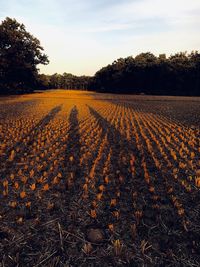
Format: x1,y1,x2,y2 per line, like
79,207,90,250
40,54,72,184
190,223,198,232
1,0,200,75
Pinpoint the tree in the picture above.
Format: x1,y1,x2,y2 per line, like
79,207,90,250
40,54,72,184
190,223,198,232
38,73,91,90
37,74,50,89
88,51,200,96
0,17,49,94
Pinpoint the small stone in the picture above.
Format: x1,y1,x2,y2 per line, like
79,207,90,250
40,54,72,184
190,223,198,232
87,228,104,243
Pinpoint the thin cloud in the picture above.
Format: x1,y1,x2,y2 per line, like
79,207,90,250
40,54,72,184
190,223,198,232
0,0,200,75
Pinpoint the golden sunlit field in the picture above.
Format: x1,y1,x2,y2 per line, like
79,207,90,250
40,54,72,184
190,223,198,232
0,90,200,266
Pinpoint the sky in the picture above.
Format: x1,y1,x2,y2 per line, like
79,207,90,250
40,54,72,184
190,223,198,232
0,0,200,76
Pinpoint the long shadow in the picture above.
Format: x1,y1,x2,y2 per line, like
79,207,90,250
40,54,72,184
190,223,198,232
0,105,62,171
32,105,62,132
103,101,200,250
59,106,84,228
64,105,82,180
87,106,185,243
119,99,199,209
87,106,138,225
88,105,133,173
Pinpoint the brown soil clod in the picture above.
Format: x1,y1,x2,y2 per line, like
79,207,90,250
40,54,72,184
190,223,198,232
86,228,105,243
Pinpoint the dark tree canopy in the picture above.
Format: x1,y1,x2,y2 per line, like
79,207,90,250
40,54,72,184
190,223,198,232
0,17,49,94
89,52,200,96
41,51,200,96
38,73,91,90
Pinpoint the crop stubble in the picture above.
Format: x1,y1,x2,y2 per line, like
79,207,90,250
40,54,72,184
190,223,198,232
0,90,200,266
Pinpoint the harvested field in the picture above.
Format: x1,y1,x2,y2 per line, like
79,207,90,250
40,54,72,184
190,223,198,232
0,90,200,266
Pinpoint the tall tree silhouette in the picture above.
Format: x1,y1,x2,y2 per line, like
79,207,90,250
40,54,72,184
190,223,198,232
0,17,49,94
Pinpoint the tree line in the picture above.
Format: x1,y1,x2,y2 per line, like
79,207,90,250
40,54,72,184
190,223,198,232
38,73,90,90
0,17,199,96
89,52,200,96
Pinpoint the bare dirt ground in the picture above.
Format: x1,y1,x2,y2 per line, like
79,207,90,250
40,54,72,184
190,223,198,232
0,90,200,266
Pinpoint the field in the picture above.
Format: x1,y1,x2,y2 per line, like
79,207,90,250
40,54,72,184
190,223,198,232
0,90,200,267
